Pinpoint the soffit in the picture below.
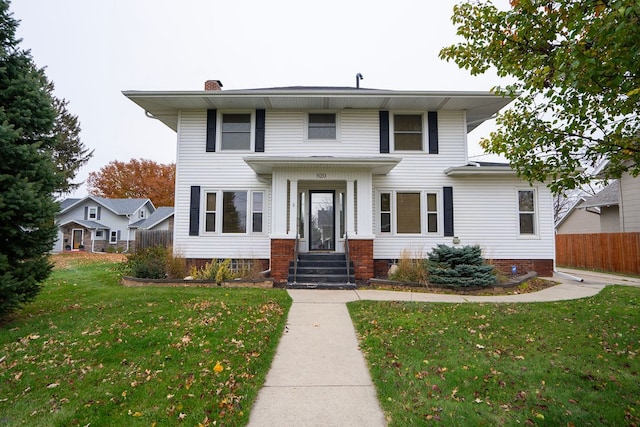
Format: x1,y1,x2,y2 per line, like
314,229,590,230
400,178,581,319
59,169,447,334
123,89,515,133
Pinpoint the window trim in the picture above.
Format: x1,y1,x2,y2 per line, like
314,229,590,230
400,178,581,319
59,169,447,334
376,189,442,236
304,111,341,141
109,230,118,244
201,189,266,235
217,111,255,151
390,112,426,152
88,206,98,219
517,188,539,237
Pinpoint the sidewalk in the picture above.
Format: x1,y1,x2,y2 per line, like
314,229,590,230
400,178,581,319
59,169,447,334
248,271,630,426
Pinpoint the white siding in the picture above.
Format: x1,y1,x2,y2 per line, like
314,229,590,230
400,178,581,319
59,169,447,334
373,177,555,261
172,108,555,263
173,111,270,259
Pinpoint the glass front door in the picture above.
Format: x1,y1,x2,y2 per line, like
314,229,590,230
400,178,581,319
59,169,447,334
310,191,335,251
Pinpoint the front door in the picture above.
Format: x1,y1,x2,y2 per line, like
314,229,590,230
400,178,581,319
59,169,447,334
72,229,83,250
310,191,335,251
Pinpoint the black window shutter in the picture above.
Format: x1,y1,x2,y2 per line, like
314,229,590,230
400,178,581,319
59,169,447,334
97,207,101,220
255,109,265,152
84,206,88,220
206,109,217,152
189,186,201,236
117,230,121,240
379,111,389,153
428,111,439,154
443,186,454,236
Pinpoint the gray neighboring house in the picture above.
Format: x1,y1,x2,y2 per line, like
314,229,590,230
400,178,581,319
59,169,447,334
131,206,175,231
53,196,162,253
556,174,640,234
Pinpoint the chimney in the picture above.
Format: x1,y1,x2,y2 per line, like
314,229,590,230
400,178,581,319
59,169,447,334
204,80,223,91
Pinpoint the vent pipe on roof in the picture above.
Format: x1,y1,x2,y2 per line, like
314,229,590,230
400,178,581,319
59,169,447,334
356,73,364,89
204,80,223,91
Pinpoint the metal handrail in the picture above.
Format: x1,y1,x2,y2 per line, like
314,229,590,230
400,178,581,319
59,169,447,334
292,226,300,285
345,232,351,285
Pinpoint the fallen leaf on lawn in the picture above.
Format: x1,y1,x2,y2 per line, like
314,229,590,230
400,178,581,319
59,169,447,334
47,383,59,389
214,362,224,373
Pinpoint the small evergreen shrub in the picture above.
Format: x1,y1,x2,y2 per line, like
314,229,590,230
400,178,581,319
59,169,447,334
125,246,168,279
428,244,496,288
124,246,187,279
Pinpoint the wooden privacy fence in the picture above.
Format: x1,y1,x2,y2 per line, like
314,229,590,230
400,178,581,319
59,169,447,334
555,232,640,275
135,230,173,251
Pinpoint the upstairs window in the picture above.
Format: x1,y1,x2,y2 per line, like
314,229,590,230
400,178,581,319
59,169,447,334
88,207,97,219
308,113,337,139
393,114,423,151
518,189,536,235
221,114,251,150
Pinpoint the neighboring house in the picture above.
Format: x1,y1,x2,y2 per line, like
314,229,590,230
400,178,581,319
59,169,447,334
557,175,640,234
555,196,601,234
53,196,158,253
124,81,555,282
133,206,175,231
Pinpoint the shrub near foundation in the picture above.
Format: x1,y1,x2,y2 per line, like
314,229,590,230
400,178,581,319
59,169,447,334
428,244,495,288
124,246,187,279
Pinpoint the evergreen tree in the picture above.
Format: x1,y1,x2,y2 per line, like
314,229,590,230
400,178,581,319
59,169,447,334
428,245,496,288
0,0,60,315
48,83,93,195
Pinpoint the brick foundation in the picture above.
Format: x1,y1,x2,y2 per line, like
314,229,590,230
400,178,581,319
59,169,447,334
488,259,554,277
270,239,296,284
373,258,555,278
348,240,374,281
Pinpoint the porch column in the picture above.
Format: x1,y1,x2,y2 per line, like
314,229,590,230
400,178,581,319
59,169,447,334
346,180,356,237
356,178,373,238
288,179,298,237
271,172,288,236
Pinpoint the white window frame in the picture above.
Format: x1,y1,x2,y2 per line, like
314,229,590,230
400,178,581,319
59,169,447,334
109,230,118,244
139,210,145,219
376,189,442,236
305,112,341,141
88,206,98,219
95,230,104,238
202,189,265,235
218,111,255,151
517,188,539,237
390,112,426,152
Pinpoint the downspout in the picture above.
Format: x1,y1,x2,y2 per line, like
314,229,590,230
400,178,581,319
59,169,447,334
553,269,584,282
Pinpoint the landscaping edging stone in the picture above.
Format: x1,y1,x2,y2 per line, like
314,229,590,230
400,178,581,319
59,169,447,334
367,271,538,291
121,276,275,289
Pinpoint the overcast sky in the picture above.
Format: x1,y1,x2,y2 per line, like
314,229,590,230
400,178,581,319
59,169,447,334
11,0,511,199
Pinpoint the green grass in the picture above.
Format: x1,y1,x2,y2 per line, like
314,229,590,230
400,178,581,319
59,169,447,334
0,257,291,426
348,286,640,426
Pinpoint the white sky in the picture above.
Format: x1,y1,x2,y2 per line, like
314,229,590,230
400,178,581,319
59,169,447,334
11,0,511,198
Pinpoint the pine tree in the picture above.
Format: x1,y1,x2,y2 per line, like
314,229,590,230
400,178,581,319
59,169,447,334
428,244,496,288
0,0,59,315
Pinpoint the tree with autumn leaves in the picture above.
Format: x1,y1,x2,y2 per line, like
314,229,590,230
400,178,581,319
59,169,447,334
440,0,639,193
87,158,176,207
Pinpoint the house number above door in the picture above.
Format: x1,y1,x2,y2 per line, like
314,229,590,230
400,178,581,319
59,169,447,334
316,172,327,179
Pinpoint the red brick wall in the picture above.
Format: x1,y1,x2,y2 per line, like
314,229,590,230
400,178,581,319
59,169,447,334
349,240,374,280
373,258,554,279
271,239,295,283
489,259,554,277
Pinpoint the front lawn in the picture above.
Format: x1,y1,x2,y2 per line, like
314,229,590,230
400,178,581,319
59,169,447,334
0,255,291,426
348,286,640,426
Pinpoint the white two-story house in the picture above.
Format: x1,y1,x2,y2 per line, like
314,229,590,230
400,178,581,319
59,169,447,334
124,81,555,283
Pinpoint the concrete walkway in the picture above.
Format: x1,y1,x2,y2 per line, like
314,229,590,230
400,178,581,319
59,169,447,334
248,271,637,426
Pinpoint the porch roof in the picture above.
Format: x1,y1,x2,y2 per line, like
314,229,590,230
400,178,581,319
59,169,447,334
243,156,402,175
58,219,108,229
444,162,517,177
